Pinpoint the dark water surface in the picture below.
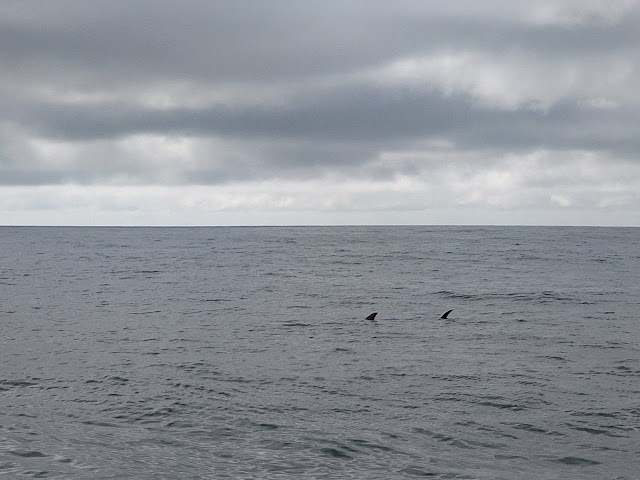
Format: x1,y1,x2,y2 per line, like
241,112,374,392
1,226,639,479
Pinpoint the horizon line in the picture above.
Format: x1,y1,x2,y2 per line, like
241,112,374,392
1,223,638,228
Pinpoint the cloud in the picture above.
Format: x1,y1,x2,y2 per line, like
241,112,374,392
368,52,636,110
1,0,639,224
2,151,638,226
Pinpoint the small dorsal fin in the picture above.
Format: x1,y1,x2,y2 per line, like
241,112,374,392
366,312,377,320
440,309,453,319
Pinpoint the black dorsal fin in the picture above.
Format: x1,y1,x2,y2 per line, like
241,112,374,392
440,309,453,319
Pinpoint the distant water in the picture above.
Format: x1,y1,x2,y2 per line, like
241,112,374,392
1,226,639,479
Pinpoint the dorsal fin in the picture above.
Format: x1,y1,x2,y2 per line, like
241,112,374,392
440,309,453,319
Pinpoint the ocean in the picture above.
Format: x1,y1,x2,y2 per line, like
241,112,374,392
1,226,638,479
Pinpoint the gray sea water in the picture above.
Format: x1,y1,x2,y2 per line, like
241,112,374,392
1,226,639,479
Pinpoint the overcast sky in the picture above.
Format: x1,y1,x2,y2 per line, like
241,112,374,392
1,0,639,225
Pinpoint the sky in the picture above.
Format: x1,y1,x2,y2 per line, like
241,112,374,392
1,0,640,226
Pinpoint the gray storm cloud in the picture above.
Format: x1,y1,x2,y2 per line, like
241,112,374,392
1,0,639,224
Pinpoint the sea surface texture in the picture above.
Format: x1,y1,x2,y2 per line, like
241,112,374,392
1,226,639,479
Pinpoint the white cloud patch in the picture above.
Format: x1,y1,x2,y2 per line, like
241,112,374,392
368,52,635,110
2,148,638,225
550,193,573,207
